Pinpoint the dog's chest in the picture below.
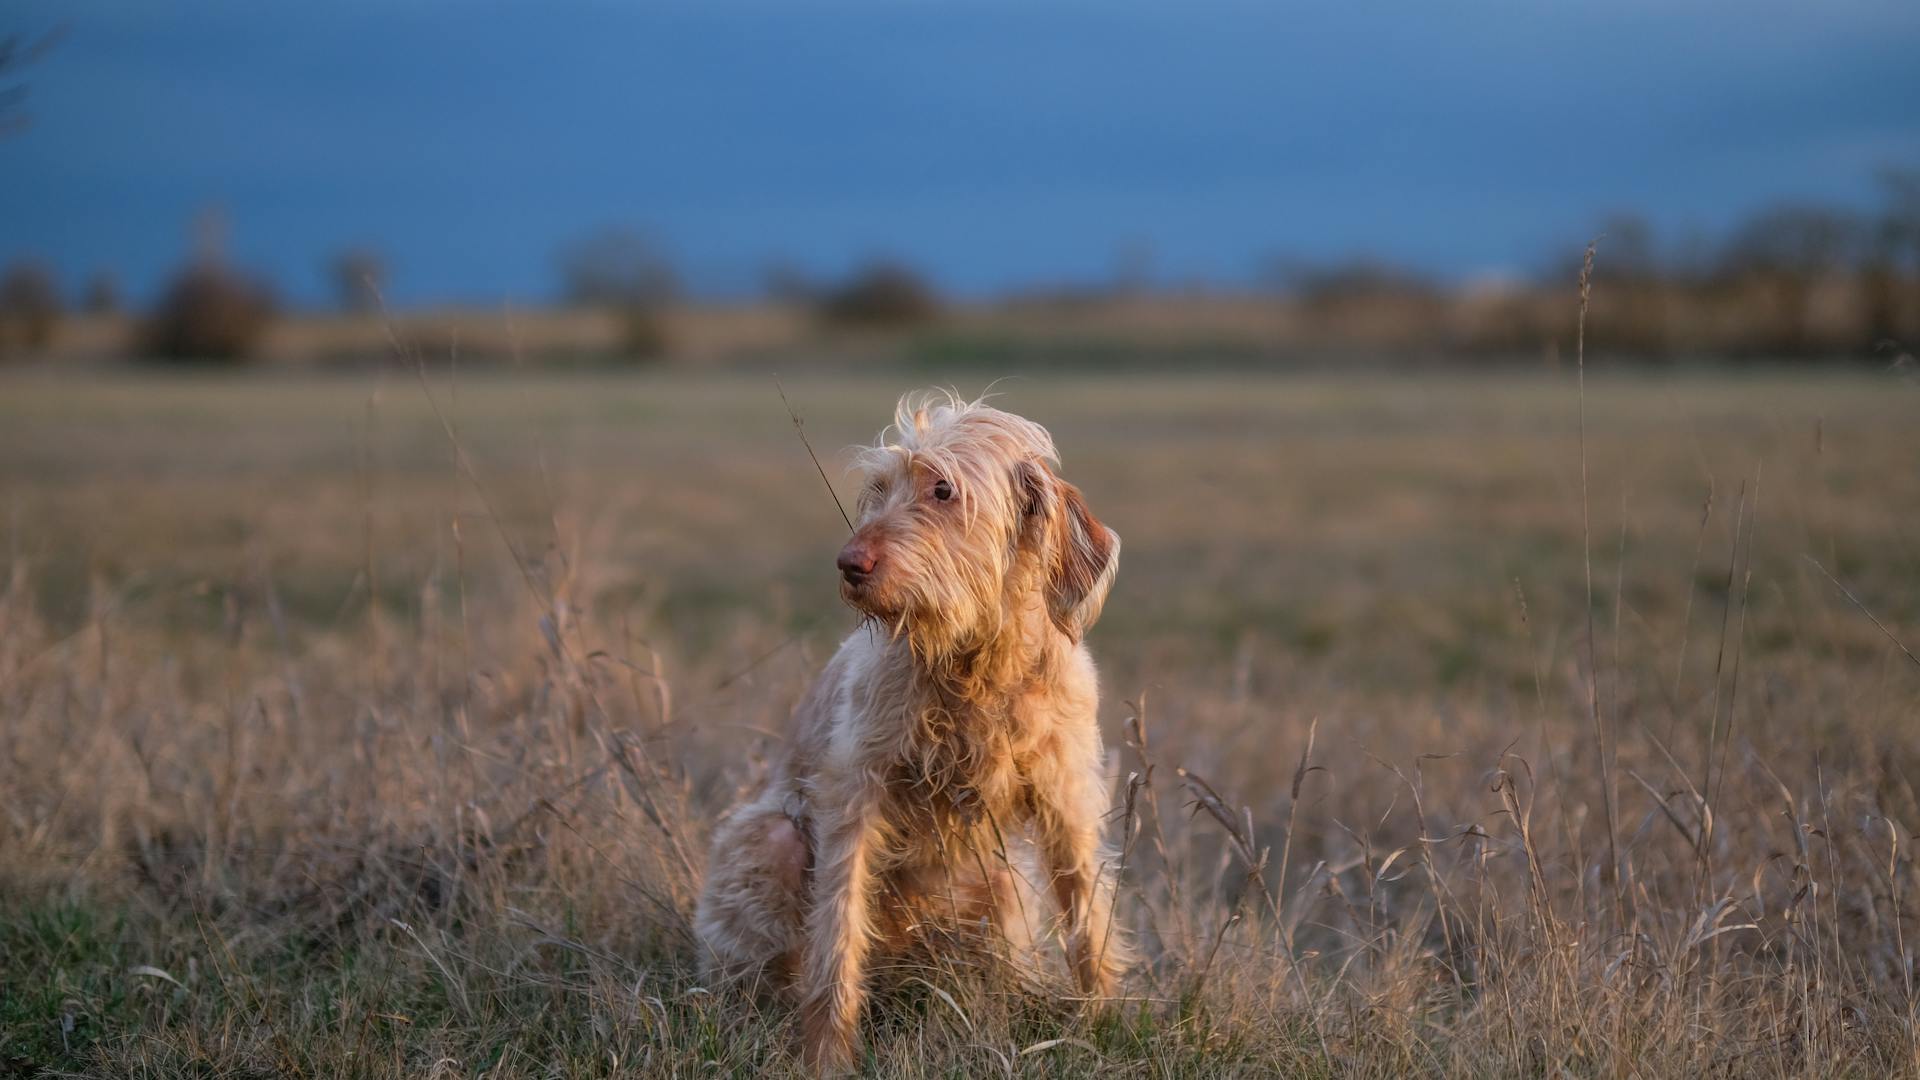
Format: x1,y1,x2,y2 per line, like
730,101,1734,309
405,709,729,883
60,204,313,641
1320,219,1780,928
880,695,1027,835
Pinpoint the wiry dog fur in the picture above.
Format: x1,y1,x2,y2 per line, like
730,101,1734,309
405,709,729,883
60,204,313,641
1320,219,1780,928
694,391,1126,1072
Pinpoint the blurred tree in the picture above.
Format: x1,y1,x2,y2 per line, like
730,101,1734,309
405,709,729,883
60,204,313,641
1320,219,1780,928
1720,204,1861,354
1879,168,1920,258
818,260,941,326
1592,214,1670,354
558,226,679,309
1866,167,1920,345
145,265,276,362
557,227,679,358
1665,225,1724,288
330,248,387,313
1862,221,1901,345
1277,258,1443,347
1595,215,1660,280
0,259,61,356
81,270,121,315
144,209,276,363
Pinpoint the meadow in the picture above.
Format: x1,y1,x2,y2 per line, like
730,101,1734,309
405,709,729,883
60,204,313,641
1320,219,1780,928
2,363,1918,1077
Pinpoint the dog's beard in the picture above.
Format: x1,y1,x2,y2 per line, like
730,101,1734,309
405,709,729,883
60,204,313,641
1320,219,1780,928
840,577,901,621
844,575,975,655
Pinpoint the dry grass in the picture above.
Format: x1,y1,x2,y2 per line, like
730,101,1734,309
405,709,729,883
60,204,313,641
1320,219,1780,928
2,364,1918,1077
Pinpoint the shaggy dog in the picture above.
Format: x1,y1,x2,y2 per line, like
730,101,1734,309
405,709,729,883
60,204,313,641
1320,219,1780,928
694,392,1125,1072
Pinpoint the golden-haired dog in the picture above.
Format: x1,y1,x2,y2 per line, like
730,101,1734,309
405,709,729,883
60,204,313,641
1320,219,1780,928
694,392,1125,1071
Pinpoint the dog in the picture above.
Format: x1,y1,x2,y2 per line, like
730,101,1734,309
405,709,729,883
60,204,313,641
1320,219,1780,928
694,391,1125,1072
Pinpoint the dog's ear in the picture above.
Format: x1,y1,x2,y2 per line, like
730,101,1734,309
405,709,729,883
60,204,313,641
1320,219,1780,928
1018,461,1120,641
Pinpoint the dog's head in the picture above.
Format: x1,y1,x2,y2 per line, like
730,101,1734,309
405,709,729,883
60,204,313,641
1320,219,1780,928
837,391,1119,657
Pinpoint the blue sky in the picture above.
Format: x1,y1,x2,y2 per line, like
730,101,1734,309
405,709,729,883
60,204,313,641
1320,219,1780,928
6,1,1919,307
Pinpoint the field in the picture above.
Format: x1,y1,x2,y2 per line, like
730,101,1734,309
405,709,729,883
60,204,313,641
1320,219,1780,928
3,364,1919,1077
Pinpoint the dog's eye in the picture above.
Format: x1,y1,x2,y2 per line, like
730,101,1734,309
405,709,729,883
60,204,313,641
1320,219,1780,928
931,479,954,502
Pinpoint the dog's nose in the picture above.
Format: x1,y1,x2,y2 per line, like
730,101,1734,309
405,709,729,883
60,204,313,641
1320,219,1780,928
837,539,878,585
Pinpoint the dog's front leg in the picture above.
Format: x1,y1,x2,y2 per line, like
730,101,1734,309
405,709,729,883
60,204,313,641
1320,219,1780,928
1033,757,1122,998
796,782,881,1073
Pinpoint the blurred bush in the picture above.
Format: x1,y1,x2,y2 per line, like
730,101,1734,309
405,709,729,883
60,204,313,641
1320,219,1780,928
818,260,941,327
0,259,61,357
143,262,276,363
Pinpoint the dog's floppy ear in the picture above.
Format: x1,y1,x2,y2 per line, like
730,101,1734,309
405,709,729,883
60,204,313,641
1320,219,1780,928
1019,461,1120,641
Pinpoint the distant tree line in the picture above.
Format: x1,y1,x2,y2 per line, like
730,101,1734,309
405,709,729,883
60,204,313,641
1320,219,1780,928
1264,169,1920,359
0,216,948,364
551,226,941,359
2,170,1917,364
